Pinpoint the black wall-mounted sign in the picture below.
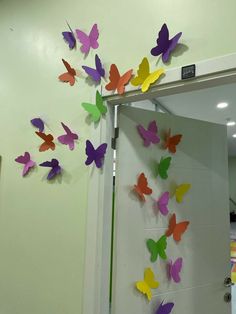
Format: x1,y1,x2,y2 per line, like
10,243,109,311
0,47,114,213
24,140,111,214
181,64,196,80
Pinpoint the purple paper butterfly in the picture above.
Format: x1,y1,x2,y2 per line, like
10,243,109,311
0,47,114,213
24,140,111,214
31,118,44,132
82,54,105,83
155,301,174,314
15,152,36,176
137,120,160,147
40,158,62,180
151,23,182,63
75,23,99,54
168,257,183,283
57,122,78,150
85,140,107,168
62,22,76,49
156,191,170,216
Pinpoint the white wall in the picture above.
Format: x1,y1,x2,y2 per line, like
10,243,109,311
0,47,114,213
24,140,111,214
229,157,236,212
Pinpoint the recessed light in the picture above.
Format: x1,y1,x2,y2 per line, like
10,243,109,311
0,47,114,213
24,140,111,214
227,121,236,126
233,134,236,138
217,102,228,109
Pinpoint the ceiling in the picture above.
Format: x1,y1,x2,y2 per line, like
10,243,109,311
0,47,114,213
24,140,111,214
156,82,236,156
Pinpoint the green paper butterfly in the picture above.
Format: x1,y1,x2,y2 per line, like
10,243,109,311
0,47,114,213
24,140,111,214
146,235,167,262
81,90,107,122
156,156,172,179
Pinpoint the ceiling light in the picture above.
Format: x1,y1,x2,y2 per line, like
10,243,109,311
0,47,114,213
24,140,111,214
217,102,228,109
227,121,236,126
233,134,236,138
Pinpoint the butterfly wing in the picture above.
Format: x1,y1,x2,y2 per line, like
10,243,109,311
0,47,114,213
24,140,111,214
89,23,99,49
156,235,168,260
105,64,120,92
157,191,170,216
58,72,75,86
62,31,76,49
82,65,101,82
164,129,182,153
23,160,35,176
61,59,76,75
82,103,101,122
48,161,61,180
31,118,44,132
94,143,108,168
95,54,105,78
137,125,152,147
175,183,191,203
36,132,55,152
173,221,190,242
15,152,30,165
136,281,151,301
117,69,133,95
131,57,150,86
151,23,170,57
85,140,95,166
146,239,159,262
162,32,182,63
170,257,183,283
148,120,158,133
96,90,107,115
75,29,90,54
138,172,152,196
58,122,78,150
144,267,159,289
157,157,172,179
142,68,165,92
166,213,176,238
155,301,174,314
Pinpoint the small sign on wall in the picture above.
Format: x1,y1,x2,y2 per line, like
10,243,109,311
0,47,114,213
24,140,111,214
181,64,196,80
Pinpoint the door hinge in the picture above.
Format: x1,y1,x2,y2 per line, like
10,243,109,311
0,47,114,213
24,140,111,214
111,127,119,150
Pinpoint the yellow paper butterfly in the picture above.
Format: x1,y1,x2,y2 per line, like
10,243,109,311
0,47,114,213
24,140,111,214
175,183,191,203
131,57,165,93
135,267,159,301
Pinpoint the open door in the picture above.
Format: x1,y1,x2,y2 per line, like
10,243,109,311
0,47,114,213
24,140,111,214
111,105,231,314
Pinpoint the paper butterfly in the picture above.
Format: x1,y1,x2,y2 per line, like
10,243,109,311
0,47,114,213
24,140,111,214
62,22,76,49
135,267,159,301
156,156,172,179
105,64,133,95
131,57,164,92
57,122,78,150
155,301,174,314
166,213,189,242
35,132,55,152
137,120,160,147
175,183,191,203
133,173,152,201
85,140,107,168
31,118,44,132
146,235,167,262
58,59,76,86
156,191,170,216
82,54,105,83
75,23,99,54
164,129,182,154
82,90,107,123
168,257,183,283
15,152,36,176
40,158,61,180
151,23,182,63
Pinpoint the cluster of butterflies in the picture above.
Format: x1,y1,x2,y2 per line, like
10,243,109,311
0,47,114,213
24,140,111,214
15,118,108,180
132,120,191,314
60,22,182,95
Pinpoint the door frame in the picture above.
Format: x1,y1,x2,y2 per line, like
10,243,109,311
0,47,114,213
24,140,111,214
83,52,236,314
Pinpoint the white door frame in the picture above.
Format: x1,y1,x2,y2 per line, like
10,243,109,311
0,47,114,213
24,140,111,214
83,52,236,314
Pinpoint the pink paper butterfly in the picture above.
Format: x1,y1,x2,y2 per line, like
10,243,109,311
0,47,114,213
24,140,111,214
137,120,160,147
57,122,79,150
15,152,36,176
156,191,170,216
168,257,183,283
75,24,99,54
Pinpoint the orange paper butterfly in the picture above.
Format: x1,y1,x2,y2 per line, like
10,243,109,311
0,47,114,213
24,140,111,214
58,59,76,86
163,128,182,154
35,132,56,152
133,173,152,201
165,213,189,242
105,64,133,95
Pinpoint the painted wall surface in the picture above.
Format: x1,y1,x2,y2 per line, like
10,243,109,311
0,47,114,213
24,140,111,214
229,157,236,212
0,0,236,313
